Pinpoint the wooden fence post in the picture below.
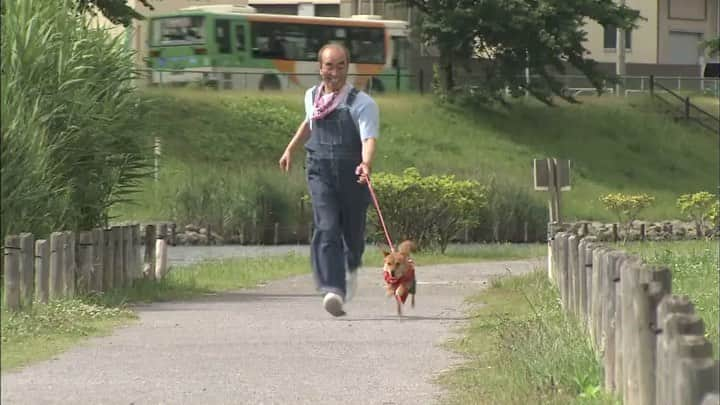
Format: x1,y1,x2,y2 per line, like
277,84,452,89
674,335,718,405
63,231,76,297
35,239,50,304
655,296,696,405
636,266,672,405
77,231,94,294
122,225,131,287
559,233,570,310
590,245,609,350
568,234,580,318
103,228,115,291
91,228,104,292
620,257,643,405
583,240,596,333
144,224,156,280
601,250,623,392
132,224,141,280
19,233,34,308
112,226,123,289
4,235,21,311
274,222,280,245
49,232,64,300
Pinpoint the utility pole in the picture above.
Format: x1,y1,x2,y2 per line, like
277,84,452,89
615,0,626,97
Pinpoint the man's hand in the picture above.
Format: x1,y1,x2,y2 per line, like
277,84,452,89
279,150,291,172
355,161,371,184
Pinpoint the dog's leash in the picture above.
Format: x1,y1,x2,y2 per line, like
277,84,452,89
365,175,395,253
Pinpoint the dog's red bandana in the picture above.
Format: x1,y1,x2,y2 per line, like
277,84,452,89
384,260,416,304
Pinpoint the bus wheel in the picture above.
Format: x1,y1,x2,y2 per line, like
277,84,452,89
366,77,385,94
259,75,281,91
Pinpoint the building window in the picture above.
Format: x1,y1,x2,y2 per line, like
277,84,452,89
603,25,632,50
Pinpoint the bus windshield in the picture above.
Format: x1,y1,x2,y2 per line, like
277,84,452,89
152,16,206,46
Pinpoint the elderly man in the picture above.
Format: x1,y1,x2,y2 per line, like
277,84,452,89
279,43,379,316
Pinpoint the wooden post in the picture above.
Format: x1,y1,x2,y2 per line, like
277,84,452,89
130,224,140,281
112,226,123,289
612,223,619,243
77,231,94,294
273,222,280,245
621,259,646,405
583,240,596,332
19,233,34,307
122,225,132,287
63,231,76,297
557,233,569,309
602,250,623,391
103,228,115,291
35,239,50,304
4,235,21,310
635,266,672,405
169,222,177,246
49,232,64,300
640,223,646,241
655,296,696,405
612,253,626,396
590,246,608,350
577,238,588,324
568,234,580,317
523,221,528,243
673,335,717,405
91,228,104,292
144,224,156,280
582,222,590,237
155,223,168,279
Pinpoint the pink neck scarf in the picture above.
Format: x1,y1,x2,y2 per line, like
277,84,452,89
311,83,351,121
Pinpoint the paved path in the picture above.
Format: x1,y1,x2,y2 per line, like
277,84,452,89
1,258,542,405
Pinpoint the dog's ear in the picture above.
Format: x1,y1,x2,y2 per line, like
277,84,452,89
382,250,390,257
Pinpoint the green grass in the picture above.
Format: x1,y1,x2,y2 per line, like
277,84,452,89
361,242,547,266
618,239,719,357
439,269,618,405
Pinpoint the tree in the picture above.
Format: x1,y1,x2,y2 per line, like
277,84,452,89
701,37,720,57
404,0,642,105
75,0,154,26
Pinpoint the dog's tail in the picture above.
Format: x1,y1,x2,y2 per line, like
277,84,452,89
398,240,416,255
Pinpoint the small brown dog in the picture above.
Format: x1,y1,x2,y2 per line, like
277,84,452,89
382,240,417,316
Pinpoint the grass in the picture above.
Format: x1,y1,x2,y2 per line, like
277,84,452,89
618,239,719,357
111,89,717,224
439,269,618,405
361,242,547,266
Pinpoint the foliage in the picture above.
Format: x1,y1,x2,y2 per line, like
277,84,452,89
676,192,717,238
74,0,154,26
1,0,152,238
599,192,654,242
368,167,486,253
701,37,720,57
404,0,642,105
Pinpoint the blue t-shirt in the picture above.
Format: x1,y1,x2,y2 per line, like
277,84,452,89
304,85,379,141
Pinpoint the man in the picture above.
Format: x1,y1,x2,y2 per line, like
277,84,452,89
279,43,379,317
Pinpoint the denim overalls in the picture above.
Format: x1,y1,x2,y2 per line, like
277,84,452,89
304,86,370,299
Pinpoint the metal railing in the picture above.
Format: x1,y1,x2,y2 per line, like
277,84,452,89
649,76,720,135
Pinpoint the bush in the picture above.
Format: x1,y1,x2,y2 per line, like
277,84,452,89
367,167,485,253
1,0,150,238
474,176,548,242
677,191,717,238
599,192,655,242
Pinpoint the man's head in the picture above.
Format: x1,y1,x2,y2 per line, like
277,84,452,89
318,43,350,91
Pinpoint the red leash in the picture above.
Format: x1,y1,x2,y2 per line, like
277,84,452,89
365,175,395,253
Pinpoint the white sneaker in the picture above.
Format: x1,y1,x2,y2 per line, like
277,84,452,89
323,292,345,317
345,270,358,302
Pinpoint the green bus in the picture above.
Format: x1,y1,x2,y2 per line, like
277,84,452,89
145,4,412,92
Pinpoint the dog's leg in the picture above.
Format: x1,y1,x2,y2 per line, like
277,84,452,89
396,298,402,316
411,294,415,308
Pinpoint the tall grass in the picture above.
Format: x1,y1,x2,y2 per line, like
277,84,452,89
1,0,151,239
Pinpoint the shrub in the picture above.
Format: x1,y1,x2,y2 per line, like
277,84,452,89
368,167,486,253
1,0,150,238
599,192,655,242
677,191,717,238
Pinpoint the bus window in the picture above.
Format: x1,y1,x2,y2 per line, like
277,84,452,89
152,16,205,46
215,19,231,54
235,24,246,52
348,27,385,64
392,36,409,69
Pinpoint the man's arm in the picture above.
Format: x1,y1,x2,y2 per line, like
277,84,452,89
355,97,379,183
279,120,310,172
